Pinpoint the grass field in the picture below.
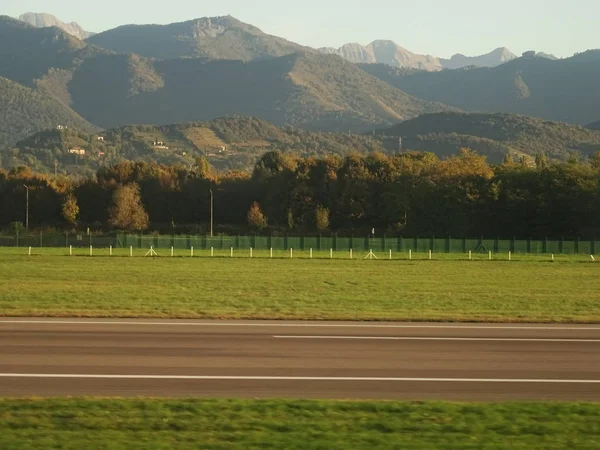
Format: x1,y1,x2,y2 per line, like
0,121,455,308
0,248,599,322
0,399,598,450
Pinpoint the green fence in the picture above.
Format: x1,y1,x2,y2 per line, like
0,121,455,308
0,233,597,255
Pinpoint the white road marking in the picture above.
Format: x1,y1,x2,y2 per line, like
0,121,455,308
274,336,600,342
0,320,599,330
0,373,598,383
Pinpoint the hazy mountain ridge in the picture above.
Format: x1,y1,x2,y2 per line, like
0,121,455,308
440,47,517,69
18,12,95,39
320,41,517,70
87,15,314,61
67,51,455,131
319,40,443,71
361,51,600,125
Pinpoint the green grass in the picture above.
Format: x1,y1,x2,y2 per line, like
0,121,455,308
0,399,598,449
0,248,599,322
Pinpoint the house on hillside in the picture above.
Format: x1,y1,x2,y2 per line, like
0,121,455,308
68,147,86,156
96,136,105,142
152,140,169,150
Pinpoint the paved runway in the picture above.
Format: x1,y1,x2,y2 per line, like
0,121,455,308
0,319,599,400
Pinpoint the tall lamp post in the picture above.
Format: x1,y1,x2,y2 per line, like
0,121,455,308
23,185,29,232
209,189,214,237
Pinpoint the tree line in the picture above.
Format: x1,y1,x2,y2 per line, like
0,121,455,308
1,149,600,238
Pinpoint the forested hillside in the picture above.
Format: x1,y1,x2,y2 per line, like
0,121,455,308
7,117,385,173
379,112,600,163
0,77,98,153
361,51,600,125
2,151,599,238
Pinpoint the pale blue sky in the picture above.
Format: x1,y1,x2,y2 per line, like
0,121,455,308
3,0,598,58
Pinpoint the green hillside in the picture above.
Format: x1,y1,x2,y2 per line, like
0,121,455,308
0,77,98,151
378,112,600,163
68,52,454,131
361,51,600,125
10,116,386,173
87,16,313,61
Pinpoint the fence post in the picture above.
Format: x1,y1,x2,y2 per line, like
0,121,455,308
171,246,174,257
389,249,392,260
69,245,72,256
290,248,293,259
231,247,234,258
310,248,313,259
508,251,512,261
350,249,353,260
28,246,32,256
489,251,492,260
469,250,472,261
129,246,133,257
409,249,412,260
191,247,194,257
90,245,93,257
429,250,432,260
270,248,273,259
211,247,214,257
250,248,253,258
330,248,333,259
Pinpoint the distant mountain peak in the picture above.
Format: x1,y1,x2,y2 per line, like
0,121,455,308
320,41,517,71
320,41,442,71
18,12,94,40
441,47,517,70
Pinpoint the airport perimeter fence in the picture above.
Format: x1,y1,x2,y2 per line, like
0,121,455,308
0,232,597,255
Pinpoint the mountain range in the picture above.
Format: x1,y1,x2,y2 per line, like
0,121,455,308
1,12,599,169
320,42,518,71
0,14,454,147
360,50,600,125
18,12,95,40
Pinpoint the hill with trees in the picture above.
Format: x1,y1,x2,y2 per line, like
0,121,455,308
361,51,600,125
87,16,312,61
8,117,386,174
378,112,600,163
0,77,98,154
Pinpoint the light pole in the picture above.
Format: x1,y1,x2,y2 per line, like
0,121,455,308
209,189,214,237
23,185,29,232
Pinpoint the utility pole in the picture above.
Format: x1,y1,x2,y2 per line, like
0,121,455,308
23,185,29,232
209,189,214,237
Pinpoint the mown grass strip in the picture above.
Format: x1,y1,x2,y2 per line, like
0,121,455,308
0,253,599,322
0,399,598,450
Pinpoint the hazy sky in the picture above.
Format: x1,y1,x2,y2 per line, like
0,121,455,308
3,0,598,57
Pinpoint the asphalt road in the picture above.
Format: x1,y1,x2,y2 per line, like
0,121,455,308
0,319,599,400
